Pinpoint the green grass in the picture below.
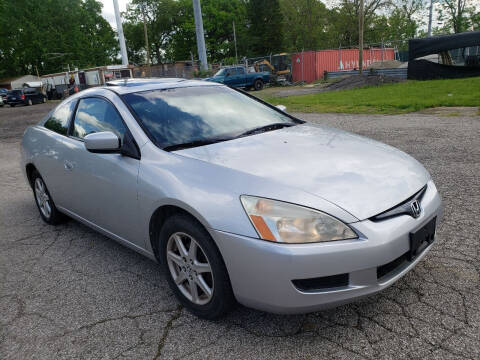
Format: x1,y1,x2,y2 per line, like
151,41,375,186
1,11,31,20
262,77,480,114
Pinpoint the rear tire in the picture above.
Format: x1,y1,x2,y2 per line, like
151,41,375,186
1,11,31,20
158,214,235,319
31,170,66,225
254,79,264,91
10,104,15,107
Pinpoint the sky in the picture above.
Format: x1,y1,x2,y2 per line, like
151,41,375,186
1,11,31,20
99,0,131,29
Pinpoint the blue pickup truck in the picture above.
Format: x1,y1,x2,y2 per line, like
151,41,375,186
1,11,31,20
205,66,270,90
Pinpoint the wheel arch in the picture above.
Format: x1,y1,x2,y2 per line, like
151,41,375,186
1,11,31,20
25,163,37,189
148,203,219,263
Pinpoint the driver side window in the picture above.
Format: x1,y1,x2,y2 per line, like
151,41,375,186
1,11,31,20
73,97,126,141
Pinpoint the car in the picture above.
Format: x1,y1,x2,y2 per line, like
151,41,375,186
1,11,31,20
205,66,270,90
21,78,442,319
6,88,47,107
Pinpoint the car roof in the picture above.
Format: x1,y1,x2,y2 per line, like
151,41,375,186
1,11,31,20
104,78,222,95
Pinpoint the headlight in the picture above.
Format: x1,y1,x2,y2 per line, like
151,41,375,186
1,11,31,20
240,196,357,243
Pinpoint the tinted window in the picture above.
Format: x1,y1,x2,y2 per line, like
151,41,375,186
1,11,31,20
9,90,23,96
73,97,126,140
44,100,76,135
123,86,294,149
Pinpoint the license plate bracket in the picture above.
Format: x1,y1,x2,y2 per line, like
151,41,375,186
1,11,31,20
409,217,436,261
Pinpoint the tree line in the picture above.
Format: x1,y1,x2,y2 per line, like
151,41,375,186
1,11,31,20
0,0,478,77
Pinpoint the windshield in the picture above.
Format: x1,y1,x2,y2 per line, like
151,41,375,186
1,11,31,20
123,86,295,149
214,69,226,77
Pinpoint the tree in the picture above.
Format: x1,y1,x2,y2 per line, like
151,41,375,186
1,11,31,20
0,0,118,77
438,0,479,33
280,0,330,52
326,0,393,47
123,0,249,64
382,0,425,48
246,0,284,55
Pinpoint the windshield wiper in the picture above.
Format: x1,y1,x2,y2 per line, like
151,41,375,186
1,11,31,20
163,137,233,151
236,122,295,138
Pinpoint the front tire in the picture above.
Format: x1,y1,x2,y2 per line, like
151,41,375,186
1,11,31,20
159,214,235,319
32,171,66,225
254,79,264,91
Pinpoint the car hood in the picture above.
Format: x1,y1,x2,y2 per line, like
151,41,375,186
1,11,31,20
174,123,430,220
204,76,224,83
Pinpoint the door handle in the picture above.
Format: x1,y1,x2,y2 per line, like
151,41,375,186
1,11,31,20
64,160,74,171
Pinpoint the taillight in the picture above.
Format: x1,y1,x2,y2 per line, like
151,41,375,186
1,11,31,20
21,94,25,100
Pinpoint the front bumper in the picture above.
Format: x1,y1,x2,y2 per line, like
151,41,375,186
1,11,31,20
212,180,442,314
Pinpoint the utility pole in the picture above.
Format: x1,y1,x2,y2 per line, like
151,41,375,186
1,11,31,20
427,0,434,36
141,3,150,75
192,0,208,71
358,0,364,75
233,21,238,65
113,0,129,65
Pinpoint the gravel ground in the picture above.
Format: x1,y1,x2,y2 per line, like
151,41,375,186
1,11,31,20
0,103,479,359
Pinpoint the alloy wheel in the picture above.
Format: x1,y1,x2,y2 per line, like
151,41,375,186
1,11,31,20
34,178,51,219
166,232,214,305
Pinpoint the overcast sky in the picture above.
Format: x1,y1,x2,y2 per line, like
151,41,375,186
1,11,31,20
99,0,131,28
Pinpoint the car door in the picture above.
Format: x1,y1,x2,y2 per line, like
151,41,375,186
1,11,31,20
35,100,77,207
223,68,235,86
235,67,247,86
60,96,142,245
34,90,42,103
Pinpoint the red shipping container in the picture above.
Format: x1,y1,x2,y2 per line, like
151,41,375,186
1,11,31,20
291,48,395,83
291,51,316,83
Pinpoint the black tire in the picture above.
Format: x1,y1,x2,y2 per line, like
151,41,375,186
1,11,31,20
10,104,15,107
254,79,264,91
31,170,66,225
158,214,235,319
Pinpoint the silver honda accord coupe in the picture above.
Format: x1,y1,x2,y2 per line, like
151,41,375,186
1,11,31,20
21,79,442,319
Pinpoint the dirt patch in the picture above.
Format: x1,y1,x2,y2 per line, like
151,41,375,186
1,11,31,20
0,102,57,142
417,106,480,117
326,74,404,91
367,60,405,69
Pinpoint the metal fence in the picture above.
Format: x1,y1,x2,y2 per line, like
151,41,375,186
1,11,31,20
326,68,408,79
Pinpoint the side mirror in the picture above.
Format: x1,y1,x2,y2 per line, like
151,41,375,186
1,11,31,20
84,131,120,153
276,105,287,112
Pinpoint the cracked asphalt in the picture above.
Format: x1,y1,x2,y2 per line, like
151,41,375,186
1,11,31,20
0,103,479,359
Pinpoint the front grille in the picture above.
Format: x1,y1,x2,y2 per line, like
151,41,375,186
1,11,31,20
377,252,409,280
292,273,349,292
370,185,427,221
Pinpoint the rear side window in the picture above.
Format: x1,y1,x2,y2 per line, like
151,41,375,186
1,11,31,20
44,101,76,135
72,97,126,140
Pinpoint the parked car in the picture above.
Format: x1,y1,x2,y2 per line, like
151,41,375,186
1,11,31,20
21,78,442,319
6,88,46,107
0,88,8,102
205,66,270,90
